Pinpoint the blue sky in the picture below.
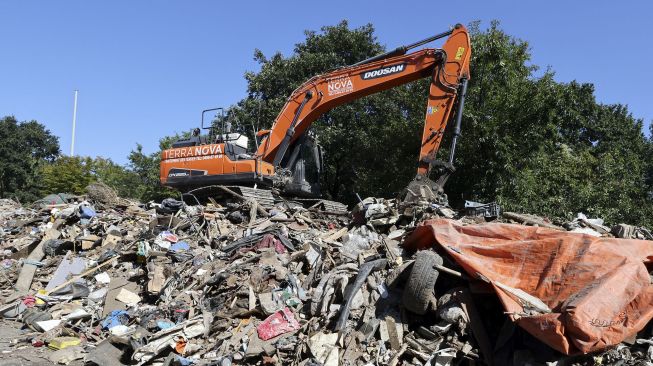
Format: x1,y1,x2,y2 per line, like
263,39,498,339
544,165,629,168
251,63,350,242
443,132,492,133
2,1,651,165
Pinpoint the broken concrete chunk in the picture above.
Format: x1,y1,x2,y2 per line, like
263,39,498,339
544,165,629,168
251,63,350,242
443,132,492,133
259,292,280,315
378,319,390,342
146,264,165,295
87,340,127,366
245,332,277,358
103,233,122,247
115,288,141,305
80,234,101,250
103,278,138,317
358,318,380,343
385,315,403,350
309,332,339,365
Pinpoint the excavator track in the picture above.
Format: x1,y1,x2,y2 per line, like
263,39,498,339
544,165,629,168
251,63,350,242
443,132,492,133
181,185,348,214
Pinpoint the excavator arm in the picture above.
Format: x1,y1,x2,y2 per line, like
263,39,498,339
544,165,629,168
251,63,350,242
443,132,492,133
256,24,471,179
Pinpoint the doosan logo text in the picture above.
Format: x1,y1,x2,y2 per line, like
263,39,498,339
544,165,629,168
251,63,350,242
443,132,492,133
361,63,406,80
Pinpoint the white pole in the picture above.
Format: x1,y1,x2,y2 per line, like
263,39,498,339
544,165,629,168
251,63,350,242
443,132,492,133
71,90,78,156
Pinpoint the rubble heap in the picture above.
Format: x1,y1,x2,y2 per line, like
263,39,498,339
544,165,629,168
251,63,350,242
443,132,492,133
0,187,652,366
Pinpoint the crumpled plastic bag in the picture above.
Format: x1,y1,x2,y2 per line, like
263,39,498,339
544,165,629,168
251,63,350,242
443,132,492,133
257,307,301,340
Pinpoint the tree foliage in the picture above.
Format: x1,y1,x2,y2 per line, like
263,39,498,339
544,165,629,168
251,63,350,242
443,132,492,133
0,115,174,203
41,156,95,195
450,21,653,225
92,157,143,198
40,156,144,198
127,139,177,203
231,20,653,226
0,116,60,202
39,140,177,203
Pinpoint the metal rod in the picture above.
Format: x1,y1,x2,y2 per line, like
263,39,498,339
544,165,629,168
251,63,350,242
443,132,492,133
404,28,455,50
70,90,78,156
352,47,407,67
201,107,223,130
273,91,313,167
201,107,223,143
353,27,455,67
448,78,468,164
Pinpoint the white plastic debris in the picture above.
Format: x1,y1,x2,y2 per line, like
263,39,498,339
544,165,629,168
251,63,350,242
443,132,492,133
94,272,111,284
35,319,62,332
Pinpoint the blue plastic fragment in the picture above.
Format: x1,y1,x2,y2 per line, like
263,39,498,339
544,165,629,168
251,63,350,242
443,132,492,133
79,206,97,219
157,320,175,330
176,355,193,365
170,241,190,252
102,310,129,329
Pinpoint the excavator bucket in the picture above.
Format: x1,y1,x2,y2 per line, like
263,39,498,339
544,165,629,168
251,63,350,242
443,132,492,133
401,159,456,206
401,175,448,206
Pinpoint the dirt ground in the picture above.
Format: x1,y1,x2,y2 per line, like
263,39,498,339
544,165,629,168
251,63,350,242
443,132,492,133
0,320,83,366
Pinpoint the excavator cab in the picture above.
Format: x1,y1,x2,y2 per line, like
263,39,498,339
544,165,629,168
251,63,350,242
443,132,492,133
162,107,269,191
172,108,250,154
208,109,248,148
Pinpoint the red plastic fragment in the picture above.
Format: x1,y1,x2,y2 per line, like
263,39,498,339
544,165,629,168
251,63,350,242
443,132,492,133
257,307,300,341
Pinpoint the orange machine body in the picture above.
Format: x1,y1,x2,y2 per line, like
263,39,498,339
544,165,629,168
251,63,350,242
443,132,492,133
161,143,275,186
160,24,471,191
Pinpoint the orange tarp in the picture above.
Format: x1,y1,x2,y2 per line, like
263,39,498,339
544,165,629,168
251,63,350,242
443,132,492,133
403,218,653,354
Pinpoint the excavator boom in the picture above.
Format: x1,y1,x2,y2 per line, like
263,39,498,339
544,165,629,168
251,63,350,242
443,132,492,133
257,24,471,176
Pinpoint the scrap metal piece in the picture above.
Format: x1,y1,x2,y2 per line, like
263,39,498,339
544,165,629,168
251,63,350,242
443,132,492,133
464,201,501,218
132,318,205,365
334,259,387,331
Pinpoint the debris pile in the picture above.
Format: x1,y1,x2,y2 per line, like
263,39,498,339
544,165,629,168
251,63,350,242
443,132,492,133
1,187,653,365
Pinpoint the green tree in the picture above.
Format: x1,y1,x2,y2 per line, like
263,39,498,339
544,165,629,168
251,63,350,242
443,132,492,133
91,157,142,198
127,136,179,202
450,22,653,225
0,116,60,202
40,155,149,200
41,156,95,195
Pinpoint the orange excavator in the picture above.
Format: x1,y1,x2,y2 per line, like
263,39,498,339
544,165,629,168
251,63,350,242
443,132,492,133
160,24,471,205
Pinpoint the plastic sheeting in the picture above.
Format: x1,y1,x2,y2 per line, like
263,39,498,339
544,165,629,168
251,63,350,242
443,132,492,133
403,218,653,355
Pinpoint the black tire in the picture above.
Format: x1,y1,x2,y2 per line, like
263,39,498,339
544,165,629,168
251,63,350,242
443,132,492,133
402,250,443,314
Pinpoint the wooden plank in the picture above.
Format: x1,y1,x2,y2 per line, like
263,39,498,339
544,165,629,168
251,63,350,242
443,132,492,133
502,212,564,231
459,288,493,366
10,226,61,301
